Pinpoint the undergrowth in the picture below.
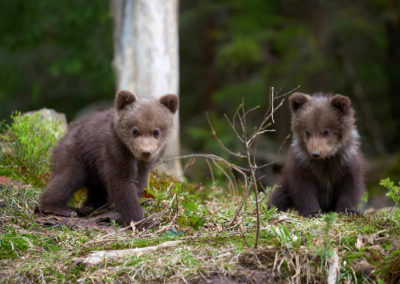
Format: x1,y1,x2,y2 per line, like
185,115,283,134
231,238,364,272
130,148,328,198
0,111,64,186
380,178,400,208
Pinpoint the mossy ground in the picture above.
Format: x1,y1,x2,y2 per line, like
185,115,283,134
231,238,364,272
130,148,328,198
1,173,399,283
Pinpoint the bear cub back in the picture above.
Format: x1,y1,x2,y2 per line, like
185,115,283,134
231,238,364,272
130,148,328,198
269,92,365,216
39,90,178,226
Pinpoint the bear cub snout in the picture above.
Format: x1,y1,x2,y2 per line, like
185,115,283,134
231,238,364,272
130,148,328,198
269,92,365,217
39,90,178,226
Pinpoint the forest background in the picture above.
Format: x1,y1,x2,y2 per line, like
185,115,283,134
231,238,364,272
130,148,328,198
0,0,399,204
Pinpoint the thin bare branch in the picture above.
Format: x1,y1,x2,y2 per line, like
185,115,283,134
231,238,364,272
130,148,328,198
232,102,244,131
253,161,275,170
258,183,276,204
159,154,249,173
243,105,260,117
237,105,247,140
210,159,236,193
229,178,250,226
259,98,286,130
224,114,244,143
206,112,246,158
205,159,215,187
183,157,196,173
274,85,301,99
248,129,276,146
270,87,275,123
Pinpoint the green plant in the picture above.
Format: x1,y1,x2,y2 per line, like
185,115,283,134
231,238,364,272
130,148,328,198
270,223,301,249
0,229,30,259
313,212,337,267
0,111,65,185
360,191,369,211
145,182,206,230
380,178,400,208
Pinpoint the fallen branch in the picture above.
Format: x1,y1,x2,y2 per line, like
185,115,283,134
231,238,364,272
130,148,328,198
74,240,182,267
327,249,340,284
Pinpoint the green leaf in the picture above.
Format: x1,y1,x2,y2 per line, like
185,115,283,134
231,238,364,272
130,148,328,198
162,228,184,237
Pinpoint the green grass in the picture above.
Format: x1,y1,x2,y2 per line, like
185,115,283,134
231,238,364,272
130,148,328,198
1,174,400,283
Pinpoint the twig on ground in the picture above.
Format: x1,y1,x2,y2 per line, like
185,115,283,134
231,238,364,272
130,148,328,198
327,249,340,284
74,240,182,267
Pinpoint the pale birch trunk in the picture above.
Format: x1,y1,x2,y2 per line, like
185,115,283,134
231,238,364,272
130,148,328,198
111,0,182,178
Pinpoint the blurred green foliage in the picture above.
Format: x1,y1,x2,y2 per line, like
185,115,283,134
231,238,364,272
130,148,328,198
180,0,400,159
0,0,114,121
380,178,400,208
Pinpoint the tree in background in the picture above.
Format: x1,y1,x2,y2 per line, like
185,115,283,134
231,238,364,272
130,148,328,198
111,0,182,178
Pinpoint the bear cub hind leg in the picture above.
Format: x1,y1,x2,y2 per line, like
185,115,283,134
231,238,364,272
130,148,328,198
40,166,85,216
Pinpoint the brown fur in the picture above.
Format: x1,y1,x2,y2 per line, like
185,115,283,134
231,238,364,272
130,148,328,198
269,92,365,216
39,90,178,225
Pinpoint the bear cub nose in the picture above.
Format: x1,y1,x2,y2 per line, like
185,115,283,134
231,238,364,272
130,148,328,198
311,152,321,158
142,151,151,158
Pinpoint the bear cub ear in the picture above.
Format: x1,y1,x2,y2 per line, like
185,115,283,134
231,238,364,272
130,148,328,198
331,94,351,115
289,92,309,113
159,94,179,113
115,90,137,110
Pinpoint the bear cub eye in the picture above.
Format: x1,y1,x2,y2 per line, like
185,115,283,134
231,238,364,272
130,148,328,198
153,129,160,138
305,130,310,137
133,128,139,137
323,129,330,137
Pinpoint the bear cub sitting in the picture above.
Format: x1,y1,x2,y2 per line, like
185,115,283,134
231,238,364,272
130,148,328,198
39,90,178,225
269,92,365,217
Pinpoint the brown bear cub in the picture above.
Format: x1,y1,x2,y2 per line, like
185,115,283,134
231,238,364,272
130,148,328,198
39,90,178,225
269,92,365,217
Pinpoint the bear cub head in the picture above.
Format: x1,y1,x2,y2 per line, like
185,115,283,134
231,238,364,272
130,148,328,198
289,92,355,160
113,90,178,161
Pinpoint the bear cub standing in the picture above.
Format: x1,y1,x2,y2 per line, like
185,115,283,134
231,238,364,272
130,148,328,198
39,90,178,225
269,92,365,216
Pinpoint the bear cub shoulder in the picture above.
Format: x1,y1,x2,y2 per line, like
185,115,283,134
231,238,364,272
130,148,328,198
269,92,365,217
39,90,178,225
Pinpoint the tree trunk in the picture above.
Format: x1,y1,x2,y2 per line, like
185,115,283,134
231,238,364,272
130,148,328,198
111,0,182,178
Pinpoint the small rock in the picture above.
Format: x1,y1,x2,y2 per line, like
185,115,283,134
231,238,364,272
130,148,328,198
1,108,67,156
367,244,384,256
25,108,67,133
353,260,373,275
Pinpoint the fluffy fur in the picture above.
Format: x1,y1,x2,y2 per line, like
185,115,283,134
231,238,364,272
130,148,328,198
269,92,365,216
39,90,178,225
